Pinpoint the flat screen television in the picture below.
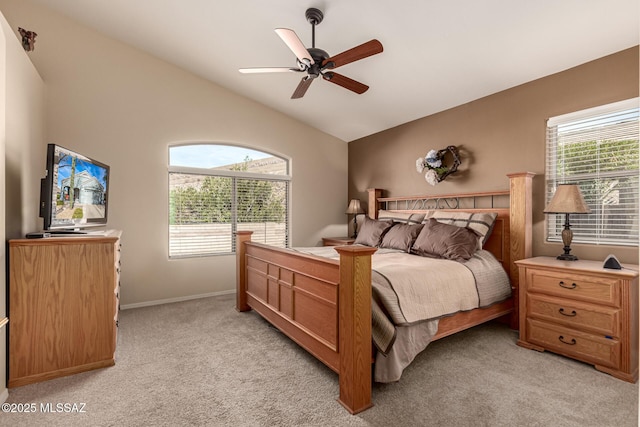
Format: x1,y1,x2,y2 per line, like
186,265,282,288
39,144,110,232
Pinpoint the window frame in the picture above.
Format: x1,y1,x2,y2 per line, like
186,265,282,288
545,98,639,247
168,143,291,258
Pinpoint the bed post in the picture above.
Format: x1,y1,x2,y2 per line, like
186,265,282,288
507,172,535,328
367,188,382,219
334,245,377,414
236,231,253,312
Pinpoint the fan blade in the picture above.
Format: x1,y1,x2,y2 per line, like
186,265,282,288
322,72,369,94
291,76,314,99
275,28,314,66
322,39,383,69
239,67,300,74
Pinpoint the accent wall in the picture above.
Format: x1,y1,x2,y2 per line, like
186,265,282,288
349,47,639,264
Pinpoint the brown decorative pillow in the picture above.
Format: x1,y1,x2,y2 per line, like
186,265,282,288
354,217,394,247
380,223,424,252
411,218,480,262
426,211,498,249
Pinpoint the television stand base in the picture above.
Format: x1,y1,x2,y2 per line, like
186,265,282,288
26,232,50,239
26,230,88,238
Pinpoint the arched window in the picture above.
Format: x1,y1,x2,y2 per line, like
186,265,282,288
168,144,290,258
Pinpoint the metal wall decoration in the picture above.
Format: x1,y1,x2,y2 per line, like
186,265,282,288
18,27,37,52
415,145,461,185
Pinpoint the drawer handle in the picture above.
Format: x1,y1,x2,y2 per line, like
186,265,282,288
558,335,576,345
558,308,577,317
558,281,577,289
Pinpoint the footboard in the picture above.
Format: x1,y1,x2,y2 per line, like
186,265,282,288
236,231,377,414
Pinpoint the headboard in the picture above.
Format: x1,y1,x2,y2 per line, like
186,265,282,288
365,172,534,289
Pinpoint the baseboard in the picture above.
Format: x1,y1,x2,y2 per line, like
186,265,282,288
0,387,7,404
120,290,235,310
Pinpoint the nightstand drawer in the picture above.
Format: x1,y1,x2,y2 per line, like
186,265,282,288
528,269,620,306
526,319,621,370
527,294,620,337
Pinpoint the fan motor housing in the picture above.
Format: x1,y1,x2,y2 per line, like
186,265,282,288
297,47,331,76
308,47,329,63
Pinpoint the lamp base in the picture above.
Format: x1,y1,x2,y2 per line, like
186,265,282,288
352,216,358,239
557,253,578,261
558,216,578,261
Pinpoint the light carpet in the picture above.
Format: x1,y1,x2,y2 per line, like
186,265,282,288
3,294,638,426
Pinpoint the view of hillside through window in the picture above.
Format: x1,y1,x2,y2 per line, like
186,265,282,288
168,144,290,257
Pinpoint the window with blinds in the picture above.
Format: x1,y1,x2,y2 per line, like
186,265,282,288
545,98,639,246
168,144,290,258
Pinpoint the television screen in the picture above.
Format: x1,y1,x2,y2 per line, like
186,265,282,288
40,144,110,231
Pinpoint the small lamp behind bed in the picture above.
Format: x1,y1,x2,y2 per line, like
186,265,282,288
544,184,591,261
346,199,365,238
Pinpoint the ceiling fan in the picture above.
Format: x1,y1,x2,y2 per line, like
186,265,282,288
239,8,383,99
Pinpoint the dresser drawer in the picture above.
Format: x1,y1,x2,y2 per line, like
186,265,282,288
526,319,621,370
528,269,620,306
527,294,620,337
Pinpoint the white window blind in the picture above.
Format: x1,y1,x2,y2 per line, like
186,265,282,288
168,145,290,258
545,98,639,246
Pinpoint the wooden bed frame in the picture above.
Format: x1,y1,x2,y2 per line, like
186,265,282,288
236,172,534,414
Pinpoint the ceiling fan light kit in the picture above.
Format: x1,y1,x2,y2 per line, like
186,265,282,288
239,8,383,99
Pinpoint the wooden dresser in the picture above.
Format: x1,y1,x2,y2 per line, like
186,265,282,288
516,256,638,382
8,230,122,387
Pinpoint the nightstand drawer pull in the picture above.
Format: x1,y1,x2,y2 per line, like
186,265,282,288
558,281,577,289
558,335,576,345
558,308,577,317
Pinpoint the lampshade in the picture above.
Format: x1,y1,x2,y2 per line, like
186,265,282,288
543,184,591,214
345,199,365,215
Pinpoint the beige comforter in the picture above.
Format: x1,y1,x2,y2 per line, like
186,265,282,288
370,253,478,323
293,246,512,382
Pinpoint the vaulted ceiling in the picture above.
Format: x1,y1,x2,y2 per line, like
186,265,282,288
30,0,639,142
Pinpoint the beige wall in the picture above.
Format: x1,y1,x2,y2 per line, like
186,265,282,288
0,8,45,403
2,16,44,240
0,1,348,306
349,47,639,264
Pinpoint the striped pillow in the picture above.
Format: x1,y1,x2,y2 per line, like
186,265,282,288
378,210,425,225
425,211,498,248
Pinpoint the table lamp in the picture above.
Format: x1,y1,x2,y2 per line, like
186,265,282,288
345,199,365,238
543,184,591,261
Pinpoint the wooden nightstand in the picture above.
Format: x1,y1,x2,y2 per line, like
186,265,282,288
322,237,356,246
516,256,639,383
